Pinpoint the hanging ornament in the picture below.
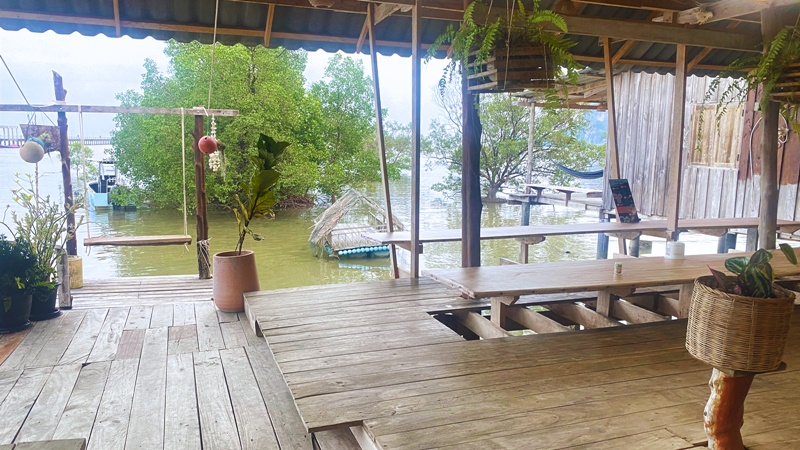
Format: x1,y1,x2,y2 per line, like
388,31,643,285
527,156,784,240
209,152,221,172
20,137,45,163
199,135,217,154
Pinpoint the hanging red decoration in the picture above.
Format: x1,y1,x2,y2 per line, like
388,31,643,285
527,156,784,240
199,136,218,154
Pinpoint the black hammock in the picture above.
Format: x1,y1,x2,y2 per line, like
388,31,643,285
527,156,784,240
552,161,604,180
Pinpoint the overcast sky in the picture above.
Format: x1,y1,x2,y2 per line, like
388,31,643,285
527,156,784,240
0,28,450,137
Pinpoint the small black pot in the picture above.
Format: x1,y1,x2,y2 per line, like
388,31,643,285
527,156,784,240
30,284,62,321
0,291,33,333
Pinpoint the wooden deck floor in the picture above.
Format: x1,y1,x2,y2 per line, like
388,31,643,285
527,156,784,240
245,277,800,449
0,276,313,450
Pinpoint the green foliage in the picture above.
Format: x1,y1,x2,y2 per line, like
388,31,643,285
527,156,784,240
708,244,799,298
0,235,37,311
109,186,146,207
425,83,603,200
112,42,387,209
427,0,580,97
1,175,82,286
68,142,98,187
705,25,800,135
233,134,288,254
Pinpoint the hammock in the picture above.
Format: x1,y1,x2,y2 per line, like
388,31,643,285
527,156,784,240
552,161,604,180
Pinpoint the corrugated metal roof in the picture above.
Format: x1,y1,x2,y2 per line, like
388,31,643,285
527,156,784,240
0,0,794,77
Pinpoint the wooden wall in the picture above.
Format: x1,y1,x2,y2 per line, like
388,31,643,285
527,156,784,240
608,72,800,221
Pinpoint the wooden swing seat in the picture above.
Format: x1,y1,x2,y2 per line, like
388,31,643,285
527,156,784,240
83,235,193,247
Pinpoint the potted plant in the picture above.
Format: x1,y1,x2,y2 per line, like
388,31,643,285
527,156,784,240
212,133,289,312
686,244,799,450
0,235,36,333
2,175,81,320
428,0,580,95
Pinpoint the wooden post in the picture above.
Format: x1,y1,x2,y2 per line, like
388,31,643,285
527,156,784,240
367,4,399,279
462,1,482,269
193,114,211,279
666,44,688,241
758,7,780,250
410,0,422,278
602,38,620,180
519,105,536,263
704,368,755,449
53,72,77,256
57,252,72,309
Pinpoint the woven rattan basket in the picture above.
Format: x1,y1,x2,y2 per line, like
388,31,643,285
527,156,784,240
686,276,795,372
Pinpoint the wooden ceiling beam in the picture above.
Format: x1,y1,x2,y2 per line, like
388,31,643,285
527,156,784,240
0,104,239,116
572,0,693,12
263,4,275,47
357,3,406,53
676,0,800,25
574,54,728,71
112,0,121,37
230,0,462,20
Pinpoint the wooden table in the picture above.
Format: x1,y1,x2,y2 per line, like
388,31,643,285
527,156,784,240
365,218,800,253
524,183,602,206
427,247,800,329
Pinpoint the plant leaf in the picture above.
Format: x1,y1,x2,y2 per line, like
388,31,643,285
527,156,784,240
779,243,797,266
708,266,732,290
724,256,748,275
740,265,773,297
749,249,773,267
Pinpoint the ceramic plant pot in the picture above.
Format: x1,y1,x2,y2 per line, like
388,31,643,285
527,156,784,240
0,292,33,333
29,284,62,321
212,250,260,312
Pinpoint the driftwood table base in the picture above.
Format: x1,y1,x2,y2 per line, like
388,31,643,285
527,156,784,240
704,368,755,450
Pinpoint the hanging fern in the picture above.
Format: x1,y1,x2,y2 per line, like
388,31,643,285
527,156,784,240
426,0,580,95
705,24,800,136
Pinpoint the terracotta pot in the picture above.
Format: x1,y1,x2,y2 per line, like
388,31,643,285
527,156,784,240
213,250,260,312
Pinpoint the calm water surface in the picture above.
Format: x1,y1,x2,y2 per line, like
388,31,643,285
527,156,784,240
1,146,723,290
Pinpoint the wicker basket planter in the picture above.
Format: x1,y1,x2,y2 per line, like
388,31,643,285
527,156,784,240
686,276,795,373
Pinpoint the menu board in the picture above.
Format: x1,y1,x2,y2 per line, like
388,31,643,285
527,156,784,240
609,179,640,223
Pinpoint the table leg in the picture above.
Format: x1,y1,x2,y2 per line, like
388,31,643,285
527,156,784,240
704,368,754,450
491,298,508,329
678,282,694,318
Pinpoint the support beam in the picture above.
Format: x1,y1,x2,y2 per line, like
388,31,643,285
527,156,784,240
519,105,536,264
193,115,211,280
461,3,482,269
112,0,121,37
545,303,620,328
368,4,399,279
612,299,668,323
263,4,275,47
0,104,238,116
356,19,369,53
677,0,800,25
602,37,620,180
410,0,422,277
759,7,781,250
455,311,510,339
505,306,571,333
666,43,687,241
53,72,77,257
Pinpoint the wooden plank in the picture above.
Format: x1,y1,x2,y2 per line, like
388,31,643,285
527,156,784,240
88,359,139,450
87,308,129,363
30,310,86,368
504,306,571,333
0,329,31,366
172,302,197,326
0,367,52,444
195,302,225,352
2,317,63,370
612,299,669,323
545,303,621,329
17,364,82,442
150,304,174,328
220,348,280,449
193,350,240,450
53,361,112,440
454,311,510,339
167,325,199,355
315,429,361,450
216,310,239,324
114,329,145,360
125,327,168,450
15,439,87,450
83,235,192,247
124,306,153,330
0,369,22,405
220,322,249,349
245,344,311,450
59,309,108,365
666,43,687,237
164,353,201,450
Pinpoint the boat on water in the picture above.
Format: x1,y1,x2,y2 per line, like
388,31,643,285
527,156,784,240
309,190,404,260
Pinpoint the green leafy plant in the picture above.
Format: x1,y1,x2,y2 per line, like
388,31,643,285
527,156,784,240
1,175,82,288
110,185,145,207
427,0,580,96
705,24,800,135
0,235,37,312
233,133,289,254
708,244,799,298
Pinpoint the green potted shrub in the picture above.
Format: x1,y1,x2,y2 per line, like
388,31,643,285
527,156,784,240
212,133,288,312
0,235,37,332
2,175,81,320
428,0,580,95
